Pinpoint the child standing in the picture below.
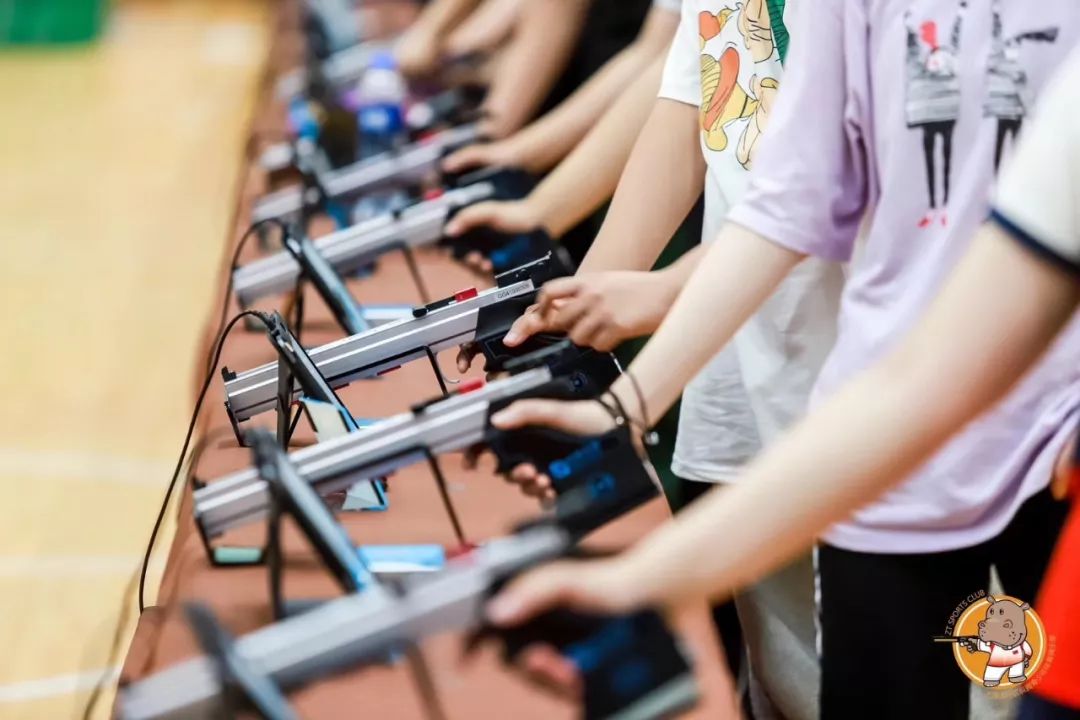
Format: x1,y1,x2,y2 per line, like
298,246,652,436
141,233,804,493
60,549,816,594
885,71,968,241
487,2,1080,717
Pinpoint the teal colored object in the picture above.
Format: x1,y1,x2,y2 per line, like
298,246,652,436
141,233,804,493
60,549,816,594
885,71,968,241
0,0,109,45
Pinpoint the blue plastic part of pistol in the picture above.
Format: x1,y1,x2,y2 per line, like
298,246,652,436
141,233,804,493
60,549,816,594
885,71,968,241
356,544,447,572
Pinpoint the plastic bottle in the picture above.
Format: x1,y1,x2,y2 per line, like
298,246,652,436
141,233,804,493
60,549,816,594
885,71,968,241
355,53,406,159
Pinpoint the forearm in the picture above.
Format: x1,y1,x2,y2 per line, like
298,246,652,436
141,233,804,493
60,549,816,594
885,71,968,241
528,57,667,238
607,224,802,423
576,100,705,274
444,0,521,56
510,9,678,173
512,45,651,173
622,226,1080,608
410,0,481,38
655,243,705,286
480,0,589,138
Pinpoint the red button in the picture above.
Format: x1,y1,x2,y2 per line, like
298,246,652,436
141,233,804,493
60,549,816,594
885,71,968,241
458,378,485,394
423,188,445,201
453,287,478,302
446,542,479,560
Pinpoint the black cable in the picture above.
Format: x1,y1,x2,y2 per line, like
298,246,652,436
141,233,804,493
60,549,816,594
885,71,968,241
139,309,272,613
80,565,139,720
206,218,292,377
187,427,239,489
81,426,247,720
81,221,280,719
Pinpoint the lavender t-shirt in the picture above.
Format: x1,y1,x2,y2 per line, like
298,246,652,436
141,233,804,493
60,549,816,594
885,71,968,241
728,0,1080,553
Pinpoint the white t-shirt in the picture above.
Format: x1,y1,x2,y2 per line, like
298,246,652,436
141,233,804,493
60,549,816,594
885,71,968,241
652,0,682,13
993,45,1080,270
658,0,844,482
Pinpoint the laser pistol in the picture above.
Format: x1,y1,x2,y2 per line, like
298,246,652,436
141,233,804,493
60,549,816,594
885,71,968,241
251,124,480,225
201,353,620,539
235,168,568,307
119,527,700,720
223,252,570,425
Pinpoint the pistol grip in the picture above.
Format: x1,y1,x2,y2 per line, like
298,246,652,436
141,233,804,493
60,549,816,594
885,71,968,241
479,610,698,720
485,426,590,475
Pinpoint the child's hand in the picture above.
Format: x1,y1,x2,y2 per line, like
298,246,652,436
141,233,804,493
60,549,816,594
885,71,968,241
1051,430,1076,500
511,644,583,701
486,556,644,627
444,198,542,239
395,27,441,78
442,140,523,175
530,270,679,352
489,399,616,502
443,199,546,274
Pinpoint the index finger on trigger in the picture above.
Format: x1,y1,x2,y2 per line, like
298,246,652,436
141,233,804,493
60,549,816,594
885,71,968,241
490,399,564,431
537,277,582,312
503,310,547,347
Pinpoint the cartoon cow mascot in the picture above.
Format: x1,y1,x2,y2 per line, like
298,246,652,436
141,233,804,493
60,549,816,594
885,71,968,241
961,596,1033,686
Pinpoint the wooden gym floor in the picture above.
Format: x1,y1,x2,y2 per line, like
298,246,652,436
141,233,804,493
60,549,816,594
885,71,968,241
0,1,271,716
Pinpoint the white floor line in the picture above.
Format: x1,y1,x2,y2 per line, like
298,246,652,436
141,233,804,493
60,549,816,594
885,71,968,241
0,448,172,486
0,555,140,579
0,666,119,703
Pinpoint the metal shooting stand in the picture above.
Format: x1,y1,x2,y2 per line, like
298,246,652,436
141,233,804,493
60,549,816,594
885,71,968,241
184,604,299,720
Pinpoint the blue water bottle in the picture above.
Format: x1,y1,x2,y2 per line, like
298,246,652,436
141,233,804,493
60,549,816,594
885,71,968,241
356,53,406,158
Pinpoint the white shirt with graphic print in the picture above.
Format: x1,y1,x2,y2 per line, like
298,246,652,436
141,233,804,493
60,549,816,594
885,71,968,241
658,0,844,482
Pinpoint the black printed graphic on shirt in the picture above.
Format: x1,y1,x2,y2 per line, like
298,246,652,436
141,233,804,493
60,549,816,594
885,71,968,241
983,0,1058,172
904,1,966,229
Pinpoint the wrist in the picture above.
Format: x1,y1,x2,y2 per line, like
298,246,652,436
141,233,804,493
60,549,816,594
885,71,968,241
653,266,683,310
606,378,648,431
526,187,564,238
402,23,438,46
495,136,531,170
611,548,661,609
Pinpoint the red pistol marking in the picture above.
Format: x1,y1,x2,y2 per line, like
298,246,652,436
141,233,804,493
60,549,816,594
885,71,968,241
446,542,480,560
453,287,478,303
458,378,485,394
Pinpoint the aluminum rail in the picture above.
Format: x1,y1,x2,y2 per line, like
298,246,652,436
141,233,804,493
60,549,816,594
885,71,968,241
224,276,537,422
120,528,568,720
201,369,553,537
250,124,480,224
235,181,493,306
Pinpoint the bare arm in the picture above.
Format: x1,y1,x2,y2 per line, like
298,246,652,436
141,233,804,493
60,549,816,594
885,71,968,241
625,225,1078,604
488,225,800,483
490,226,1080,620
576,98,705,273
529,54,669,236
444,0,522,58
479,0,590,138
443,55,667,241
395,0,482,76
505,8,679,175
600,223,804,421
